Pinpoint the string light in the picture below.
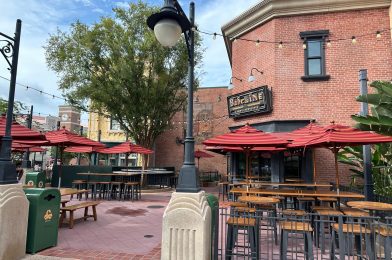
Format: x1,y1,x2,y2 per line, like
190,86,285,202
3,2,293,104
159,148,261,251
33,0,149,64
278,41,283,48
255,40,260,46
376,31,381,39
326,39,332,47
302,41,307,49
233,38,237,43
351,36,357,44
213,33,217,40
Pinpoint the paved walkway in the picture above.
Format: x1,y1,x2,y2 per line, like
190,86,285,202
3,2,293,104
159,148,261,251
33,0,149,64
34,187,218,259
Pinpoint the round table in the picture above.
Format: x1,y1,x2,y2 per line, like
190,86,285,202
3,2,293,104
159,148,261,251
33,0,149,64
347,201,392,211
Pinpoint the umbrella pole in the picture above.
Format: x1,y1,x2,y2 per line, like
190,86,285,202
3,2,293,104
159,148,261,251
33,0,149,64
197,158,200,169
333,148,340,194
312,149,317,184
58,147,64,188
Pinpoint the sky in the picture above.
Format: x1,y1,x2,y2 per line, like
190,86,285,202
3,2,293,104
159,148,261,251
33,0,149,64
0,0,260,124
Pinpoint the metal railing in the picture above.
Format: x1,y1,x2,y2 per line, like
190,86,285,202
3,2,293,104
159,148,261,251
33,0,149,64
216,206,392,260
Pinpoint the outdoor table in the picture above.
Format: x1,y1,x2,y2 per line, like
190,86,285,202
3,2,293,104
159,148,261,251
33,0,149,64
347,201,392,216
230,187,365,199
60,188,89,197
234,181,332,188
238,195,280,205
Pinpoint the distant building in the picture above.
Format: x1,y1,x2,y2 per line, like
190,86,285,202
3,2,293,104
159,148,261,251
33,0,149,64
58,105,81,133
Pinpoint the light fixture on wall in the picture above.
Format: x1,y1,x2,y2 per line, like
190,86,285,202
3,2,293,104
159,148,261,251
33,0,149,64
228,76,243,90
248,68,263,82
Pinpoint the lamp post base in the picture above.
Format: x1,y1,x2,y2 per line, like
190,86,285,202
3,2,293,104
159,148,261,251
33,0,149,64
0,159,18,185
161,191,212,260
176,164,200,193
0,183,29,260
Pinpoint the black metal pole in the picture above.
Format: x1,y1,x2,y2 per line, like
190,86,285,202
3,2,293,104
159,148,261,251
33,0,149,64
94,129,101,165
0,19,21,184
22,105,33,168
176,2,200,193
77,126,83,165
359,69,374,201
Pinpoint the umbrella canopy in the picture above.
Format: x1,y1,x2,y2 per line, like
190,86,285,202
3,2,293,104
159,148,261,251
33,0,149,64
205,146,286,153
203,124,288,180
0,116,46,141
203,124,288,148
64,146,105,153
194,149,214,169
98,141,153,154
194,150,214,159
45,127,104,187
302,123,392,190
45,127,104,147
12,143,46,153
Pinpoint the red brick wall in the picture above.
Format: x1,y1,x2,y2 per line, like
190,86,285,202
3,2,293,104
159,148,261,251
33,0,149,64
154,87,231,175
230,8,392,185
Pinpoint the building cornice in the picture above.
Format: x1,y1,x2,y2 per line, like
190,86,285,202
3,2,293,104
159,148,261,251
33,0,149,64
221,0,391,64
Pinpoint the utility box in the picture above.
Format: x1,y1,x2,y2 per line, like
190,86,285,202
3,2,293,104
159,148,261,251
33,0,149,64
24,188,61,254
206,194,219,260
25,172,46,188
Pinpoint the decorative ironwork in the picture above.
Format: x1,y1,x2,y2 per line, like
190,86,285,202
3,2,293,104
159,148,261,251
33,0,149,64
0,33,15,71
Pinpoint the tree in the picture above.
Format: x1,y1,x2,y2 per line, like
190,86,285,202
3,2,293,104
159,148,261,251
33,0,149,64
0,97,26,115
44,2,203,164
338,80,392,197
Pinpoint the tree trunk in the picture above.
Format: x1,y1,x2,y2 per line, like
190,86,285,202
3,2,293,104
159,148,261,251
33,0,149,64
140,153,149,187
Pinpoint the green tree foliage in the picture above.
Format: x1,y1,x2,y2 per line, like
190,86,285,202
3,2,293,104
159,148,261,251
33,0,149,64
0,97,26,115
338,80,392,197
352,81,392,136
44,1,203,151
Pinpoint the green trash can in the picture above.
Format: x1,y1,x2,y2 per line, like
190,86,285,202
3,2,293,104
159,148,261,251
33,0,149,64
206,193,219,260
24,188,61,254
25,172,46,188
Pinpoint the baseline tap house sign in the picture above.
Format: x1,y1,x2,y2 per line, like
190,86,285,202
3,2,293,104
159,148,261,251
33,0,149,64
227,86,272,118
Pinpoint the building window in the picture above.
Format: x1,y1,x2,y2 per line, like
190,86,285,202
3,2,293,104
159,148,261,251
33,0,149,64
300,30,330,81
110,118,121,131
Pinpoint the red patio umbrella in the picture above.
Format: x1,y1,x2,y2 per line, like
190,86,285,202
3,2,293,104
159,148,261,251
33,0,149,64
12,143,46,153
0,116,47,141
64,145,106,169
98,141,153,169
45,127,105,187
302,123,392,191
203,124,288,180
194,149,214,168
276,122,326,182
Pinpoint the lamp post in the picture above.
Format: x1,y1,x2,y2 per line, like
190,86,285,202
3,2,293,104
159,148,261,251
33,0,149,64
0,19,22,185
147,0,199,193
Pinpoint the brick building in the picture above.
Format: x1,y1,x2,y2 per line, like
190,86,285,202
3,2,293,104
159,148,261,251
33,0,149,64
58,105,81,133
154,87,230,175
219,0,392,184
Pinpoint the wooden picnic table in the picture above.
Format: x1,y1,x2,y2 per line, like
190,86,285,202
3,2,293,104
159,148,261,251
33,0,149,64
230,187,365,199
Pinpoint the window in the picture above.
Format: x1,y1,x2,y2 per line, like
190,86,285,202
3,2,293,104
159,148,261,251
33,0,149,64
110,118,121,131
300,30,330,81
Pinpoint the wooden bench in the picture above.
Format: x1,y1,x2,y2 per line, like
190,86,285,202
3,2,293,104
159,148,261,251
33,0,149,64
59,201,100,229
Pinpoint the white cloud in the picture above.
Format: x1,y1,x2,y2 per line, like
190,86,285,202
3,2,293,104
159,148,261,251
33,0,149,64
0,0,261,121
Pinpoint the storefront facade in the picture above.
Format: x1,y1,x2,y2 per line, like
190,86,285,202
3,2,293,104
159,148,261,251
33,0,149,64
222,0,392,184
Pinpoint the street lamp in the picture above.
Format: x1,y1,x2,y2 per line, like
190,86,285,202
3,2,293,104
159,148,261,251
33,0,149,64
0,19,22,185
248,68,263,82
147,1,199,193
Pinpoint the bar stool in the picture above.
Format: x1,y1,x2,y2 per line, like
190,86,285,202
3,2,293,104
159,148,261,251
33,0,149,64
98,182,111,199
314,209,343,254
297,197,315,211
282,209,306,217
71,180,87,200
225,217,258,259
87,182,99,200
317,197,338,208
280,221,313,260
330,220,373,259
218,181,229,201
123,182,140,201
375,225,391,260
109,181,123,200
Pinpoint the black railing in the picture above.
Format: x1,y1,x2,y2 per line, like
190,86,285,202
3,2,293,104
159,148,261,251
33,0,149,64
217,207,392,259
332,183,392,204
